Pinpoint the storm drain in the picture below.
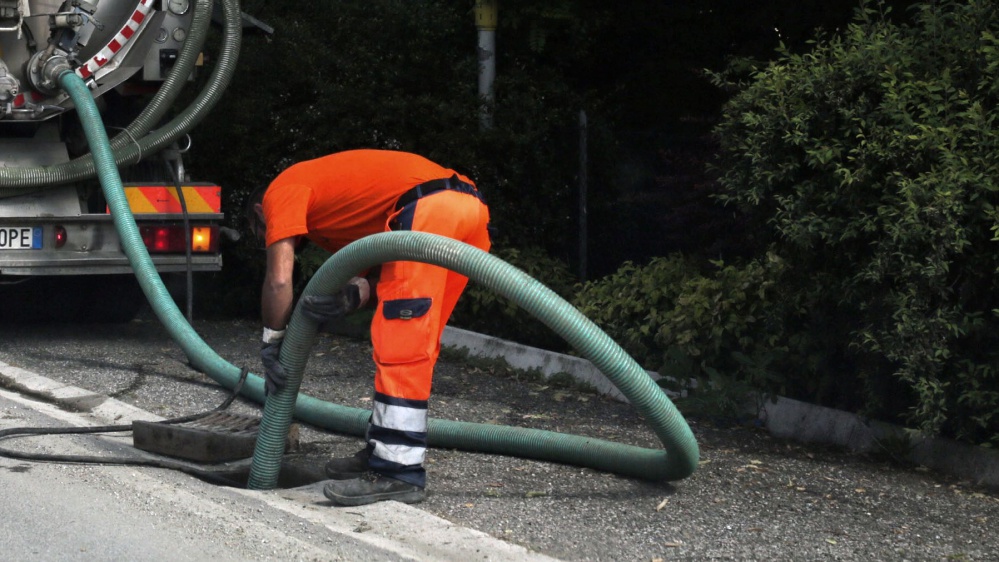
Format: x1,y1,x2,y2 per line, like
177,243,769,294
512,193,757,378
131,412,324,488
133,412,295,463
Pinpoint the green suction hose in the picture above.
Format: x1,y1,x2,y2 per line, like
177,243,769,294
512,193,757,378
247,231,700,489
60,65,699,492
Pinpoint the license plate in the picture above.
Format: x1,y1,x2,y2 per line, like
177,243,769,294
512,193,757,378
0,226,42,249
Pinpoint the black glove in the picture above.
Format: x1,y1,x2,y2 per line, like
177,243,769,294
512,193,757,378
260,341,287,396
299,283,362,323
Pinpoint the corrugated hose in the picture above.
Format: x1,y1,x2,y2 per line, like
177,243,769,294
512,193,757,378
59,60,699,491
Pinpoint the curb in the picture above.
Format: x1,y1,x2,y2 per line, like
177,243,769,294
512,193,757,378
0,360,163,423
441,326,661,402
762,396,999,488
442,326,999,489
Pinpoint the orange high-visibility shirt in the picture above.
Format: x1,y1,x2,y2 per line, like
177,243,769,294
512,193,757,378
261,150,475,251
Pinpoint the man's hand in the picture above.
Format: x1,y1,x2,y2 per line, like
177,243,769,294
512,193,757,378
260,341,287,396
299,277,370,323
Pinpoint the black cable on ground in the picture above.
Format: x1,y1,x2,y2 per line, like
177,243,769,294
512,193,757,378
0,368,252,487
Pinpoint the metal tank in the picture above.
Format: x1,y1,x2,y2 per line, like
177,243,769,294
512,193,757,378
2,0,194,122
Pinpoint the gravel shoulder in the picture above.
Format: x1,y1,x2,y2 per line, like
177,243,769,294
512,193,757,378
1,312,997,561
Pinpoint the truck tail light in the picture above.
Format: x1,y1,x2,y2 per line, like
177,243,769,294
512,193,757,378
55,226,67,248
139,225,218,253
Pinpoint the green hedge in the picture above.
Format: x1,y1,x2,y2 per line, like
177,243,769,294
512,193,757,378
709,0,999,444
462,0,999,445
569,254,788,417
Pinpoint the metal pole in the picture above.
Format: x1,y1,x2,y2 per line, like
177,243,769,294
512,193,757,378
474,0,498,129
578,110,588,281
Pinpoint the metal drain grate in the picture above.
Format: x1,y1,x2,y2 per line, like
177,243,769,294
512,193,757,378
133,412,295,463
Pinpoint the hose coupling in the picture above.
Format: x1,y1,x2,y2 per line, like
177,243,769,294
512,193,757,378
28,53,73,95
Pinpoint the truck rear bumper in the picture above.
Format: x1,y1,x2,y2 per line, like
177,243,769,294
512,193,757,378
0,213,224,276
0,253,222,275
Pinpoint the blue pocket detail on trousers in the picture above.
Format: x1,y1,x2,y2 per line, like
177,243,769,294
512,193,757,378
383,298,432,320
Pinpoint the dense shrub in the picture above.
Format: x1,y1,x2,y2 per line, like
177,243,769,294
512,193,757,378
710,0,999,444
574,254,787,400
182,0,616,317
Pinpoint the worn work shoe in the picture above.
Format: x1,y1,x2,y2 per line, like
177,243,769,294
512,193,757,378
324,448,371,480
323,472,426,506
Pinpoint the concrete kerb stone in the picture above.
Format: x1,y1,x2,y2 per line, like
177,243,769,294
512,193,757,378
441,326,999,489
440,326,663,402
761,395,999,488
0,359,163,423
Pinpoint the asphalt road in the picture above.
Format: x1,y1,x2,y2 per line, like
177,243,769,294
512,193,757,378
0,391,412,561
1,309,998,561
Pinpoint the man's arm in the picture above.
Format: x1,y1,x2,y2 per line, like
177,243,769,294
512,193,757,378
261,237,298,330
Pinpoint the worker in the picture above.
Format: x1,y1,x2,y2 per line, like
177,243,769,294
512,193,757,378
246,149,491,506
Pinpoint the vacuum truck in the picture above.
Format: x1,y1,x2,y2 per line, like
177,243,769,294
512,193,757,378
0,0,249,321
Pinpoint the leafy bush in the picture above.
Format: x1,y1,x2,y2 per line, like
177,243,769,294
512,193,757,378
653,255,787,392
187,0,617,262
574,254,787,400
710,0,999,444
182,0,612,317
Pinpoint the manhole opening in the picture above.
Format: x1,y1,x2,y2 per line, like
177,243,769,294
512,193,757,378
209,459,328,489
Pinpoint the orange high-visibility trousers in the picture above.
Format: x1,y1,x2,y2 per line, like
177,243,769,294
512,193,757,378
366,188,490,485
372,188,491,399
